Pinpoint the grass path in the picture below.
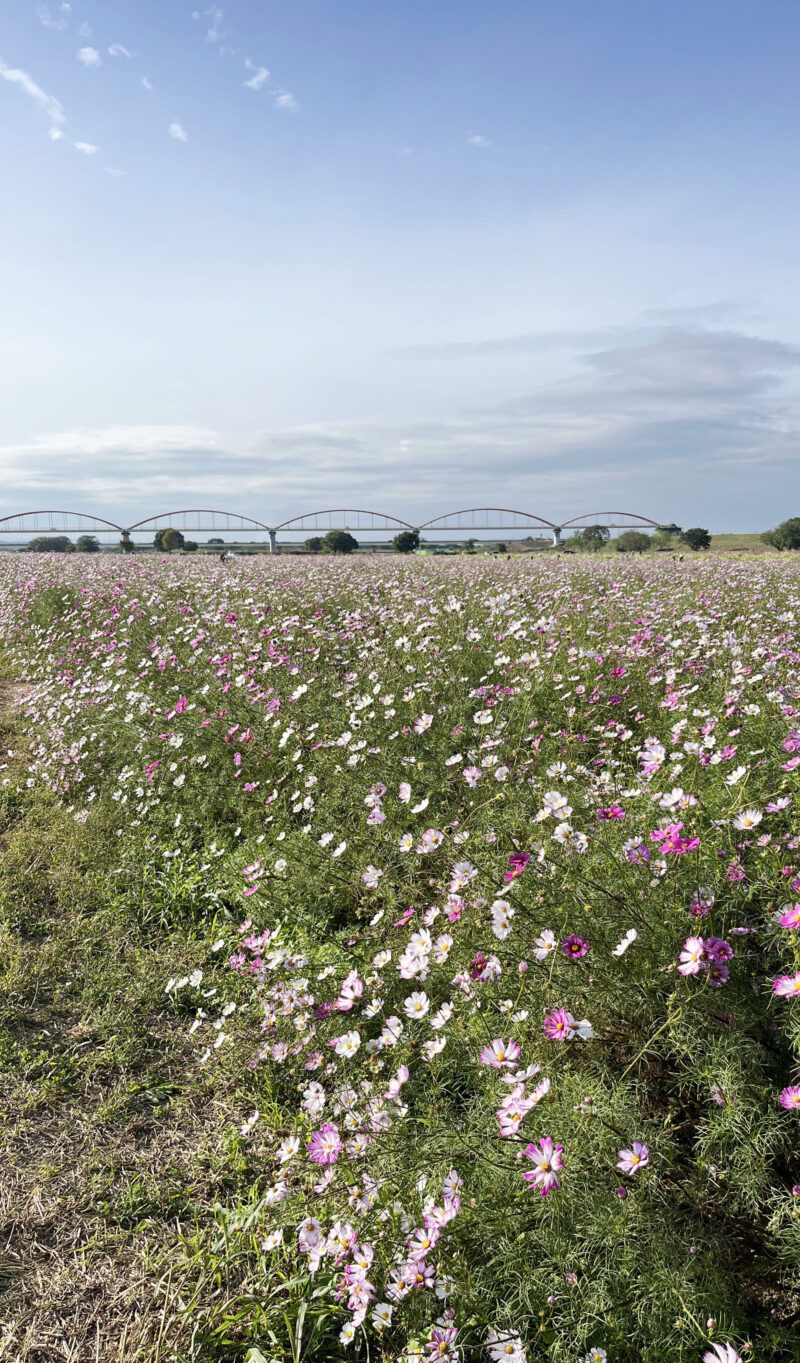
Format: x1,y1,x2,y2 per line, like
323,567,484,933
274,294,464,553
0,679,242,1362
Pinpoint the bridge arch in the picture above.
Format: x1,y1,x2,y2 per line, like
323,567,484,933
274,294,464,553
127,509,271,534
0,510,124,534
275,509,413,532
559,511,662,531
418,508,556,532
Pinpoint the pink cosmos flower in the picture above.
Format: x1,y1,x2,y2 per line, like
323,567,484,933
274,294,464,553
543,1007,576,1041
616,1140,649,1175
480,1037,521,1068
779,1085,800,1110
678,936,706,976
523,1135,564,1196
774,971,800,997
361,865,383,888
463,765,483,787
703,1345,743,1363
779,904,800,930
306,1123,342,1164
496,1086,536,1137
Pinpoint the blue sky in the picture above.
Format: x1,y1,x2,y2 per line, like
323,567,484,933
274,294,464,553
1,0,799,531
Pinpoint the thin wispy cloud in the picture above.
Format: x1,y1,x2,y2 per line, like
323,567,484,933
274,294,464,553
467,133,491,147
103,167,125,177
74,140,98,154
49,127,64,140
274,90,298,111
77,46,101,67
198,6,225,44
37,4,70,32
141,76,154,91
108,44,134,59
244,63,269,91
0,56,65,133
169,122,188,142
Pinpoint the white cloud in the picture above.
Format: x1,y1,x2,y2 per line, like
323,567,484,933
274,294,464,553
141,76,154,91
49,127,64,141
74,140,99,154
205,6,225,42
467,133,491,147
103,167,125,177
169,122,188,142
77,47,101,67
108,44,134,58
244,64,269,91
274,91,298,111
0,57,65,133
37,5,69,31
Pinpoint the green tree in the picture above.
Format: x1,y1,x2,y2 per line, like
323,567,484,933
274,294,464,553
118,530,135,553
304,536,323,553
321,529,358,555
768,518,800,550
578,525,609,552
616,530,651,553
681,527,711,551
652,528,677,552
75,534,100,553
495,542,507,554
26,535,74,553
392,529,420,554
155,528,185,552
182,540,199,553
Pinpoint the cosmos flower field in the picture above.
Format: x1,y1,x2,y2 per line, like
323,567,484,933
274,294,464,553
2,553,800,1363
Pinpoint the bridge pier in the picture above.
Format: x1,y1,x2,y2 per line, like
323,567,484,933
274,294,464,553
268,529,278,555
552,527,562,546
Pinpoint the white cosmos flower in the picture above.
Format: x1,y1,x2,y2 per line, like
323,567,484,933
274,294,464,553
262,1228,284,1250
733,808,762,829
725,765,747,786
534,929,558,960
334,1030,361,1057
403,991,430,1018
430,1001,453,1029
612,929,638,956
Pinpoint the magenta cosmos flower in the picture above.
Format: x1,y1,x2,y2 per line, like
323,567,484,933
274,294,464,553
523,1135,564,1196
306,1123,342,1164
616,1140,649,1175
779,1085,800,1110
562,935,589,960
543,1007,576,1041
774,971,800,998
778,904,800,930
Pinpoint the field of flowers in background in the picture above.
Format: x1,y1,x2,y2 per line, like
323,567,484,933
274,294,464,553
0,553,798,1363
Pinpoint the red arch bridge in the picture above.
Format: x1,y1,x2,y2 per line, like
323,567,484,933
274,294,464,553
0,508,670,549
